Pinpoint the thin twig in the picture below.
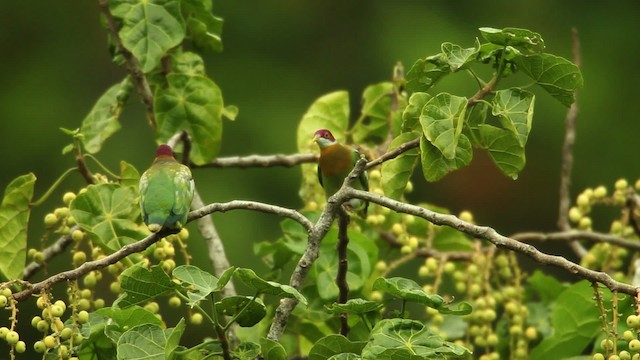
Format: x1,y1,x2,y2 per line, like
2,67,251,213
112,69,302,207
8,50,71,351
23,226,79,280
512,230,640,251
96,0,156,129
557,28,585,257
379,230,475,260
336,209,350,336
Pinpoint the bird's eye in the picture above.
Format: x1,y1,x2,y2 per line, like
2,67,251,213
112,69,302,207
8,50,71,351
324,133,329,138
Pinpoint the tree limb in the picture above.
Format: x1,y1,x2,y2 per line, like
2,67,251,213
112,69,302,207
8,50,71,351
511,230,640,251
195,153,318,169
336,210,350,336
346,188,637,296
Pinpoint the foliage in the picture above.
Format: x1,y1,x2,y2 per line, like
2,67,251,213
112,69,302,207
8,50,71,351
0,5,638,360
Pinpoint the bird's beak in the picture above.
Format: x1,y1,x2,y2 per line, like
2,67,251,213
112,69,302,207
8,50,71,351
311,135,320,146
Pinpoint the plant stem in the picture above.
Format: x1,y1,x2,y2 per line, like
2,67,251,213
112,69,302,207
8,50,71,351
222,293,259,332
210,294,231,360
30,167,78,207
83,154,120,179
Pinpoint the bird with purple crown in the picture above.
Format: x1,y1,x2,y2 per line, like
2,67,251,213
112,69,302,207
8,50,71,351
139,144,194,232
313,129,369,217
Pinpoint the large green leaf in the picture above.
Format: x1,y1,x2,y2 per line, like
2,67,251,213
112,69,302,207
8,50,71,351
182,0,223,52
406,56,450,93
77,313,119,358
420,135,472,182
530,281,601,360
381,132,420,200
373,277,471,315
116,323,175,360
478,124,526,179
479,27,545,53
513,53,582,107
217,296,266,327
492,88,535,147
234,268,307,305
325,298,383,316
296,91,350,153
527,270,567,304
0,173,35,280
308,335,366,360
165,318,186,360
109,0,185,73
260,337,287,360
352,82,404,145
155,73,223,165
402,92,431,132
419,93,468,160
361,319,471,360
172,265,220,306
119,161,140,188
69,183,145,251
114,264,174,308
441,41,479,71
81,79,130,154
96,306,163,330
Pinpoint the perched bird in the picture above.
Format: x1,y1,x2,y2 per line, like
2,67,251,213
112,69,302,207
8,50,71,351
313,129,369,217
139,144,195,232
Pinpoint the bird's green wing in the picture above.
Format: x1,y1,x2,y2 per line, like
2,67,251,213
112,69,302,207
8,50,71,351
172,165,194,219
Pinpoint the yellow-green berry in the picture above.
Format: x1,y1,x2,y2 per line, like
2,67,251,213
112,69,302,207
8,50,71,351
169,296,181,308
15,340,26,353
62,192,76,205
44,213,58,227
71,229,85,242
190,312,203,325
615,178,629,191
34,340,46,353
78,310,89,324
5,330,19,345
43,335,56,349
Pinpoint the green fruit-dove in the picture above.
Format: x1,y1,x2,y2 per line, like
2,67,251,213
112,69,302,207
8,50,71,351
139,144,195,232
314,129,369,217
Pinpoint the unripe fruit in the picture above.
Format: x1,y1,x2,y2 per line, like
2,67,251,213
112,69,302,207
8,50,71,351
443,262,455,273
179,228,189,241
31,316,42,328
594,186,607,198
592,353,604,360
60,327,74,340
370,291,383,302
5,330,19,345
425,257,438,272
83,272,97,288
0,295,7,307
73,251,87,267
71,229,85,242
400,245,413,254
630,339,640,351
77,298,91,311
375,261,387,272
0,327,8,339
509,325,522,336
418,266,429,277
34,251,45,264
525,326,537,340
576,194,590,207
153,247,167,260
78,310,89,324
620,351,631,360
407,236,419,249
169,296,181,308
63,192,76,205
15,340,26,353
459,210,473,223
36,320,49,332
405,181,413,193
43,335,56,348
615,178,629,191
54,207,70,219
51,318,64,332
34,340,46,353
568,207,582,223
369,170,381,180
50,304,65,317
578,217,592,230
110,281,121,294
487,333,499,346
54,300,66,311
162,259,176,273
627,314,640,328
636,179,640,191
391,223,404,235
190,312,204,325
94,298,105,309
144,302,159,313
600,338,614,350
623,330,635,342
44,213,58,227
36,296,47,309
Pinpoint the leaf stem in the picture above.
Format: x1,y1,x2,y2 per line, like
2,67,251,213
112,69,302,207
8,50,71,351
222,293,259,332
30,167,78,207
83,154,120,179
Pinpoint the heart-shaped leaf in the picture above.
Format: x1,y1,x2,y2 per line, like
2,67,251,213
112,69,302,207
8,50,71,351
172,265,219,306
114,264,174,308
513,53,582,107
234,268,307,305
0,173,35,280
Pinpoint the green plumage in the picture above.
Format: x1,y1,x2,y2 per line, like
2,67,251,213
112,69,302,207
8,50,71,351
139,146,194,232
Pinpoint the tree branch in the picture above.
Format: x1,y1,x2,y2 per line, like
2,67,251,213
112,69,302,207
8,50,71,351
195,153,318,169
511,230,640,251
97,0,156,129
346,188,637,296
22,226,78,280
557,27,585,257
365,138,420,170
267,159,368,340
336,210,350,336
13,230,171,302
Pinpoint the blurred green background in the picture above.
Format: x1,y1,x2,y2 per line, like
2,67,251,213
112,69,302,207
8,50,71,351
1,1,639,285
